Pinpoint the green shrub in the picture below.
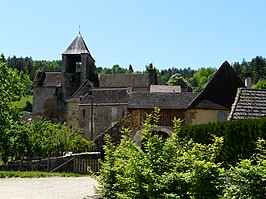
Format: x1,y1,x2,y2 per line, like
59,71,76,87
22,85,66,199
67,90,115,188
98,109,266,198
97,109,226,198
70,135,92,153
223,139,266,198
180,118,266,166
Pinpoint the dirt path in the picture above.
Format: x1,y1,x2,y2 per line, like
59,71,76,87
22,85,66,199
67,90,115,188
0,176,99,199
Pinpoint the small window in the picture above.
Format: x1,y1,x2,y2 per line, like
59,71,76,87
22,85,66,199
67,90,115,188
218,112,226,122
111,107,117,119
89,121,94,133
82,109,86,123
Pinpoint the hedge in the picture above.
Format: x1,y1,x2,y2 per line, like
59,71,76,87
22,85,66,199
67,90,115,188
180,118,266,166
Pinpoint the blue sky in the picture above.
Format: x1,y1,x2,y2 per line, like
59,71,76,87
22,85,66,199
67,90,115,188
1,0,266,71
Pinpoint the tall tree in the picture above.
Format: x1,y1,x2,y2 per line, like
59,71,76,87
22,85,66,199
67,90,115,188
0,54,30,158
188,67,216,92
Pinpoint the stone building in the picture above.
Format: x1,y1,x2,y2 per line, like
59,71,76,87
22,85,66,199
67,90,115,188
33,33,97,122
33,33,245,145
33,33,157,140
92,61,245,148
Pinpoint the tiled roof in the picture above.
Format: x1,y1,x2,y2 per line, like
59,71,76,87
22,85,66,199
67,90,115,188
66,80,93,102
228,88,266,120
189,61,245,109
128,92,199,109
80,88,130,105
42,72,61,87
99,74,149,89
194,99,228,110
150,85,181,93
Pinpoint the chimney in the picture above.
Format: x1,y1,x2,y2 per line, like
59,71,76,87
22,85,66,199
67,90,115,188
127,85,133,93
148,69,158,85
244,73,252,89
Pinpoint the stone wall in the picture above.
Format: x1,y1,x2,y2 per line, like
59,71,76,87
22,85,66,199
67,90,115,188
80,104,128,141
67,101,80,129
32,87,61,120
92,114,140,158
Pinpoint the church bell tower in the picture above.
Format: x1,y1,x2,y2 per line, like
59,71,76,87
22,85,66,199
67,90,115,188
61,32,96,101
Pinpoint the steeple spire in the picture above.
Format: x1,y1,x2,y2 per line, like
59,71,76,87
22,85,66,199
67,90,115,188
79,25,81,34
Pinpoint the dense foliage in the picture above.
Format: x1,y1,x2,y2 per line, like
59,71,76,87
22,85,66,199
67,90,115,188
97,109,266,198
3,121,92,161
167,73,192,91
180,118,266,166
0,54,91,162
0,54,30,159
6,56,61,81
188,67,216,92
6,55,266,92
232,56,266,88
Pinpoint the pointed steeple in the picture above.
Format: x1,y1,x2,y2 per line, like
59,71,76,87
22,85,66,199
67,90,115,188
62,33,92,56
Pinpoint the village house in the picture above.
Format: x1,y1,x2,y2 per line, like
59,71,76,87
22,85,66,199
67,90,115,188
92,61,246,150
125,61,245,144
33,33,246,145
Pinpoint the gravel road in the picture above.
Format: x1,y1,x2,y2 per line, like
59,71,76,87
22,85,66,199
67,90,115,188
0,176,99,199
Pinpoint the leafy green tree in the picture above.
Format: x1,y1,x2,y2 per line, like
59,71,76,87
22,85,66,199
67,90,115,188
70,135,92,153
0,55,30,158
252,79,266,89
188,67,216,92
5,120,90,161
167,73,192,91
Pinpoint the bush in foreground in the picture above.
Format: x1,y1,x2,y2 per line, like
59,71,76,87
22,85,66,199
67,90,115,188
97,109,266,198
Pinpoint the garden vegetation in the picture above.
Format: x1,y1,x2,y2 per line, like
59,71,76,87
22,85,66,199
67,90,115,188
97,109,266,198
0,54,91,163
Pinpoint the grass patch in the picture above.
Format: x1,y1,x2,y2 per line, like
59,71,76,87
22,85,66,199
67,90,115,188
11,95,33,108
0,171,86,178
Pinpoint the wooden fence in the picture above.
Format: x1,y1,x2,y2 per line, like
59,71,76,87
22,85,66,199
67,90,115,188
1,152,101,174
74,156,101,173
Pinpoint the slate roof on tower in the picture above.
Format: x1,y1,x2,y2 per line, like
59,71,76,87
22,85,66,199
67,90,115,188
62,33,94,60
189,61,245,109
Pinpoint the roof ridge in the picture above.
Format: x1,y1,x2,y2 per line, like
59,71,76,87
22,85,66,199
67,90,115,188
228,87,243,120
